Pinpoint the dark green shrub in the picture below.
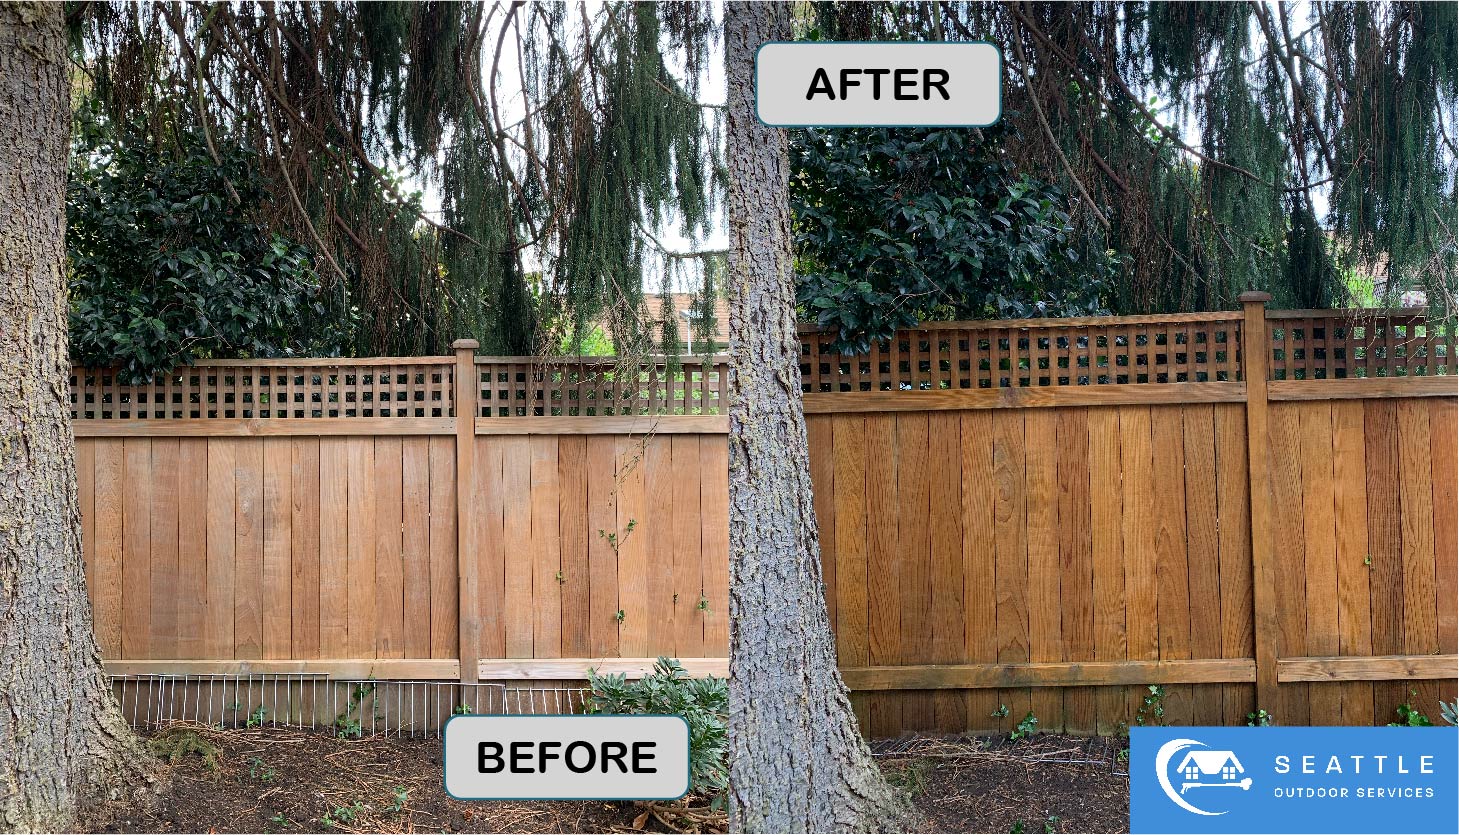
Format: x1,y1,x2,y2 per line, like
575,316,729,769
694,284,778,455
791,126,1118,354
586,656,727,808
67,114,351,382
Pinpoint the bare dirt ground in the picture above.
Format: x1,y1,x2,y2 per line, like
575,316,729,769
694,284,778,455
94,726,1129,834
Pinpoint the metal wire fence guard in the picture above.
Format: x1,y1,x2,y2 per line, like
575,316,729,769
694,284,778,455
108,675,589,738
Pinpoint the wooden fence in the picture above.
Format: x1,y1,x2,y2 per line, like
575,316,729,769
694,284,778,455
71,298,1456,733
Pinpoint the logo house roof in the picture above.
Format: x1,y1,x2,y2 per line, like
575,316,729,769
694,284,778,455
1176,750,1244,782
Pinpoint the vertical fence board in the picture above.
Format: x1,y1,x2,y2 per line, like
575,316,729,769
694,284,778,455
262,437,293,660
428,436,458,659
897,413,934,729
121,438,151,659
960,411,999,730
502,438,533,657
530,436,562,659
1331,401,1373,726
373,437,404,659
865,413,901,736
1182,405,1224,724
700,438,731,655
672,435,705,658
1152,407,1193,724
1119,407,1157,722
148,439,180,659
1056,409,1095,734
344,438,375,658
558,436,591,658
832,414,871,728
291,438,321,661
234,439,264,659
1430,399,1458,707
1396,400,1439,716
78,441,96,612
176,440,209,658
808,416,836,637
1024,410,1063,731
643,436,675,655
1298,403,1341,723
993,410,1030,731
1214,404,1254,725
1269,403,1310,724
616,436,648,657
1364,400,1407,722
316,438,347,658
475,436,505,659
402,438,431,658
928,411,966,732
92,439,124,657
1089,408,1128,734
587,436,620,657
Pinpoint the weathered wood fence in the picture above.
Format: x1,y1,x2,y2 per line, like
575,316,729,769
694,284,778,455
71,297,1456,733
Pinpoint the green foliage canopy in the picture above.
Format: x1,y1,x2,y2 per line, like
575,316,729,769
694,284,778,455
805,2,1457,318
70,1,724,362
67,114,350,382
791,127,1118,353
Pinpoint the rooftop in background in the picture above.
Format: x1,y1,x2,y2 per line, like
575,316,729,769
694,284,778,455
640,293,729,353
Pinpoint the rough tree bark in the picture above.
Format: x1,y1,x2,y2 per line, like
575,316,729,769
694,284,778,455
723,3,916,832
0,4,152,831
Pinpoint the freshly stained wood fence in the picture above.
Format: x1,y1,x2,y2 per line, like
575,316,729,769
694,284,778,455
73,299,1455,733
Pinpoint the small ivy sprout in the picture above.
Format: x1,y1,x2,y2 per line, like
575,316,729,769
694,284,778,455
1364,554,1373,567
697,595,710,612
555,570,565,584
990,703,1010,718
614,609,626,624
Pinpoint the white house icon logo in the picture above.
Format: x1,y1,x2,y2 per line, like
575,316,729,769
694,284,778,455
1154,739,1253,816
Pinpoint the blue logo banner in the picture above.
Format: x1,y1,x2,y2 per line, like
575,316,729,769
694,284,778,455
1130,727,1459,833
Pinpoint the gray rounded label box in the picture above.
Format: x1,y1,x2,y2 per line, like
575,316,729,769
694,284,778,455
443,715,691,801
756,42,1002,127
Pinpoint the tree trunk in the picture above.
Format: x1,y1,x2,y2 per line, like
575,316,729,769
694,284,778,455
723,3,916,832
0,4,152,831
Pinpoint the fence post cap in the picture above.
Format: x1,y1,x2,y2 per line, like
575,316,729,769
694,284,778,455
452,338,480,350
1237,291,1272,304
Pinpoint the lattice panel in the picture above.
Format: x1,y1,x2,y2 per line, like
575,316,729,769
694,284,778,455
799,315,1244,393
1267,310,1456,380
70,360,455,419
476,356,731,417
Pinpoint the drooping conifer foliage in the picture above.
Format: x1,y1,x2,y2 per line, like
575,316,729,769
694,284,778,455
803,2,1456,320
69,1,723,364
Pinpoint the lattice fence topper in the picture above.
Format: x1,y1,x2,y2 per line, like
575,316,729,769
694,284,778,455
474,355,731,417
70,358,456,420
1265,309,1456,380
69,306,1452,420
799,313,1247,392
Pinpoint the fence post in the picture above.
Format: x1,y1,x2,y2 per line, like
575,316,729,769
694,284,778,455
1239,292,1279,713
453,339,480,685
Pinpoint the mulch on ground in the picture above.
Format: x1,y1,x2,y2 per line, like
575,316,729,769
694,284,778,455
881,735,1130,834
95,725,1129,834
